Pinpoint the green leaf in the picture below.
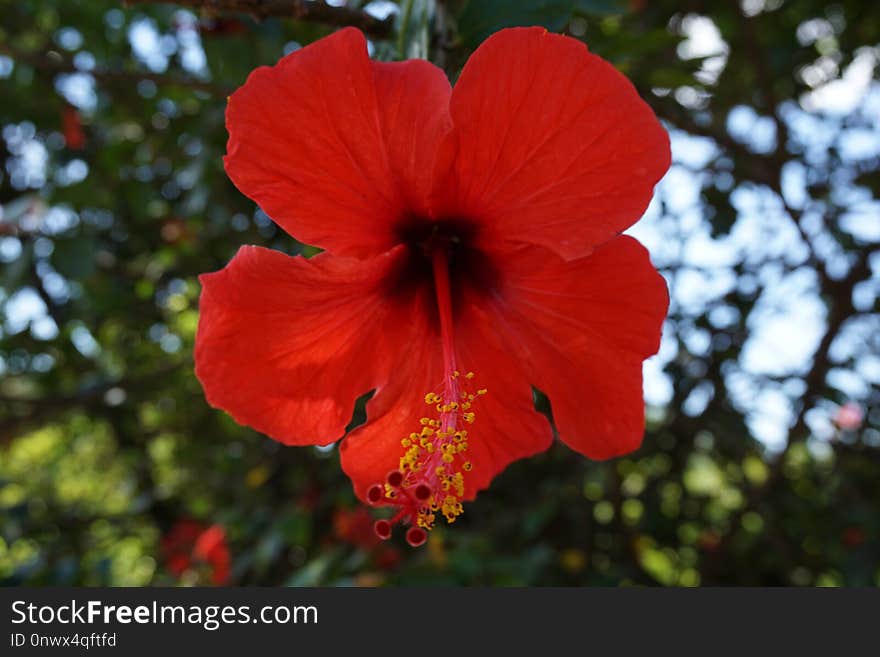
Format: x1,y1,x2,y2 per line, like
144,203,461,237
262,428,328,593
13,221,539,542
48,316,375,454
50,235,96,280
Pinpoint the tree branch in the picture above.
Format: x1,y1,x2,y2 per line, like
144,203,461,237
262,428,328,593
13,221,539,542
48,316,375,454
123,0,394,38
0,42,228,95
736,7,789,158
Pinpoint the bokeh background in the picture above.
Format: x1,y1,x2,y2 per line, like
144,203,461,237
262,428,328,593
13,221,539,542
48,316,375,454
1,0,878,586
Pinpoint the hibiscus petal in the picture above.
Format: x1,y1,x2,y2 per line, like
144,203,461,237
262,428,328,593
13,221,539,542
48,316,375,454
225,28,451,258
340,289,553,502
372,59,452,218
339,335,443,500
488,236,668,458
436,27,670,260
195,245,414,445
455,298,554,495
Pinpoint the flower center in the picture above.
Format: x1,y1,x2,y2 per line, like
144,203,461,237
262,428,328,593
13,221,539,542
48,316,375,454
391,217,500,308
365,241,486,548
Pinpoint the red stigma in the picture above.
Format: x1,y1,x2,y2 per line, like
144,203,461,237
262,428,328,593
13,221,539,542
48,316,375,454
386,470,404,488
406,527,427,548
414,483,431,501
366,484,384,505
373,519,392,540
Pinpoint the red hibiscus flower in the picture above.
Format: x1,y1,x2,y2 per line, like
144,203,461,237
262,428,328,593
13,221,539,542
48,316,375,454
196,27,670,546
162,519,231,585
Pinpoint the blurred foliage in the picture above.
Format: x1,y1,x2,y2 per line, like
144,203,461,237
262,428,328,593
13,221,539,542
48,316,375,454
0,0,878,587
453,0,625,47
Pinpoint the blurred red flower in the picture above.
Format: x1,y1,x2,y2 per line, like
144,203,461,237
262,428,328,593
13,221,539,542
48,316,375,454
62,105,86,150
333,507,380,551
196,27,669,545
842,526,867,549
334,507,402,570
162,519,231,585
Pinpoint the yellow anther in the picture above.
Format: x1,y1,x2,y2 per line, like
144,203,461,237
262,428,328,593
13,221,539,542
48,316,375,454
417,511,436,529
477,389,488,396
386,371,486,531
